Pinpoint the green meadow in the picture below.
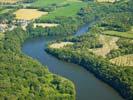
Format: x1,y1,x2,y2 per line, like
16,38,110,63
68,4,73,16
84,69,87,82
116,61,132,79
103,30,133,39
32,0,83,7
0,9,11,14
32,0,66,7
40,2,87,20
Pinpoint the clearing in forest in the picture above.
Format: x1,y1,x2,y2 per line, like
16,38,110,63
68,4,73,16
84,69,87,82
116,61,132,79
14,9,48,20
33,23,59,28
110,54,133,67
50,42,73,49
89,35,119,57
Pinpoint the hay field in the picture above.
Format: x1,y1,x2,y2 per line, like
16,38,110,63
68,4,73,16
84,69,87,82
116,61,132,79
50,42,73,49
33,23,59,28
110,54,133,66
14,9,48,20
89,35,119,57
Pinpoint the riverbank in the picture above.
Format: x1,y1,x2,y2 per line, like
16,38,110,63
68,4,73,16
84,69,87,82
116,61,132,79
45,33,133,100
22,23,123,100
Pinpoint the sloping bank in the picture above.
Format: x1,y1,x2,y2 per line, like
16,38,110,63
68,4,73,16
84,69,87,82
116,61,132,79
0,28,75,100
46,44,133,100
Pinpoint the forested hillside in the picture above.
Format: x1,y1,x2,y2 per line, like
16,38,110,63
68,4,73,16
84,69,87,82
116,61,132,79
0,28,75,99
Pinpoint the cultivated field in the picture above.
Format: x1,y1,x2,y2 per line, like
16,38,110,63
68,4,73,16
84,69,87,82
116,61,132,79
50,42,73,49
14,9,48,20
89,35,119,57
110,54,133,66
33,23,59,28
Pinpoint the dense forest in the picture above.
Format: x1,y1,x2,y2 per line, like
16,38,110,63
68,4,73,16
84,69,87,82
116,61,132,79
0,28,75,99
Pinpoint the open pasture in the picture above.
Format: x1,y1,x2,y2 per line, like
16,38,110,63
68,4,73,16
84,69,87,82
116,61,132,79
40,2,87,20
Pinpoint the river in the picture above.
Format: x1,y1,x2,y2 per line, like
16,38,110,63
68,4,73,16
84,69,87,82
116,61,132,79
22,25,123,100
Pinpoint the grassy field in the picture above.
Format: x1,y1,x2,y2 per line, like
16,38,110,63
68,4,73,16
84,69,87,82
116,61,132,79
103,30,133,39
110,54,133,67
40,2,87,20
0,9,11,14
32,0,82,7
14,9,48,20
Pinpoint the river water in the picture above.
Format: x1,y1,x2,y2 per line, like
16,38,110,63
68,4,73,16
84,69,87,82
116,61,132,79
22,25,123,100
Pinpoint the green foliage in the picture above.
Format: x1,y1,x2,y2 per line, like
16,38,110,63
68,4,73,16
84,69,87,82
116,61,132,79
0,28,75,99
28,17,84,36
107,38,133,59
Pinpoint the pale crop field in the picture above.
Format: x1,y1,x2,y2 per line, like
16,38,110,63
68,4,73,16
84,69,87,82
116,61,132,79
0,0,21,4
95,0,117,3
89,35,119,57
110,54,133,67
14,9,48,20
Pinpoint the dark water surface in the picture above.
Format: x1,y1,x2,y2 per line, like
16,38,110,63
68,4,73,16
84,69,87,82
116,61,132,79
22,25,123,100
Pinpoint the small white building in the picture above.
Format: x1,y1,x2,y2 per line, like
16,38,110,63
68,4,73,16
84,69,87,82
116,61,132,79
0,24,8,32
